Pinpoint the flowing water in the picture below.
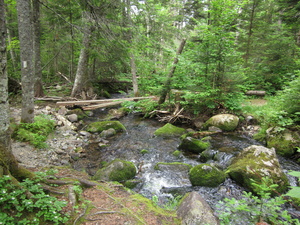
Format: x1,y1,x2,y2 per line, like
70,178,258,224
73,112,300,222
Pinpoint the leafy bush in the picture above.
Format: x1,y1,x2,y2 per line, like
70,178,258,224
13,114,55,148
216,177,300,225
0,175,69,225
122,99,160,117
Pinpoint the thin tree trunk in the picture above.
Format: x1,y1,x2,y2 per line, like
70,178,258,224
71,21,92,98
125,0,139,97
244,0,258,65
32,0,44,97
130,53,139,97
17,0,35,123
158,39,186,104
6,27,17,72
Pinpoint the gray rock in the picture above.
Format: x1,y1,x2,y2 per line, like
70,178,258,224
203,114,239,132
177,192,220,225
228,145,289,194
79,130,91,137
67,114,78,122
100,128,116,138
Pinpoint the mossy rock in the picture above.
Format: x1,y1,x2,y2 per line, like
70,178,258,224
86,121,126,133
227,145,289,194
93,159,136,182
203,114,239,132
189,164,226,187
124,179,141,189
199,149,217,162
100,128,117,138
66,108,87,120
178,137,210,154
172,150,182,157
266,127,298,157
154,123,186,138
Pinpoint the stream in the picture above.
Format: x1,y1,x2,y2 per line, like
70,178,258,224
73,111,300,222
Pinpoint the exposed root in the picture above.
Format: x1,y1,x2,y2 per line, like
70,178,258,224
150,105,191,124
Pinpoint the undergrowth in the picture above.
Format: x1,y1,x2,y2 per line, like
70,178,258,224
13,114,55,148
216,177,300,225
0,173,69,225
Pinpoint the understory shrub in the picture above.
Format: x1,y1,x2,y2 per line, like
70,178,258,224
0,175,69,225
13,114,56,148
216,177,300,225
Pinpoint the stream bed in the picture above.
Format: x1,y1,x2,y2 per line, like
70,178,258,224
73,112,300,222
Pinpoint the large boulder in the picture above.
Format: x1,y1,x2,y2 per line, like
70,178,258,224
154,123,186,138
86,121,126,133
189,164,226,187
179,137,210,154
227,145,289,194
177,191,220,225
203,114,239,132
93,159,136,182
266,127,299,157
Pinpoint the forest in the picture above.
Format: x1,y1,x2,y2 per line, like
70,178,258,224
0,0,300,224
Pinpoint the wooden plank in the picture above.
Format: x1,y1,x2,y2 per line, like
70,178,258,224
56,96,154,106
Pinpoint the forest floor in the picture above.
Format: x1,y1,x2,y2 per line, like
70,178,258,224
9,90,267,225
10,100,180,225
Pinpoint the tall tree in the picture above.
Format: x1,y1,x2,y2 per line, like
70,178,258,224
16,0,35,123
71,12,93,98
158,38,186,104
32,0,44,97
0,0,32,179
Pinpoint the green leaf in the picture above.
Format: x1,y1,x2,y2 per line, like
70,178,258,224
285,187,300,198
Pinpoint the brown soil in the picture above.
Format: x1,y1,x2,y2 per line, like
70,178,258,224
34,167,179,225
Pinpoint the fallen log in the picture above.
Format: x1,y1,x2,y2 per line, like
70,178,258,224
246,90,266,96
56,96,154,107
82,101,125,110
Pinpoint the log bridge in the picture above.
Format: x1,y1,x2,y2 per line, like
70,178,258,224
56,96,154,110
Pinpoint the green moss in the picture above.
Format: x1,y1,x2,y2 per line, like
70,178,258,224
267,136,295,157
154,123,186,138
13,114,55,148
93,159,136,182
178,137,210,153
189,164,226,187
86,121,126,133
140,149,149,154
128,194,180,223
124,179,140,189
172,150,181,157
227,146,289,194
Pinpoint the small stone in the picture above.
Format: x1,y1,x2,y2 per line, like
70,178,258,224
61,160,69,165
58,106,68,115
67,114,78,122
55,149,66,155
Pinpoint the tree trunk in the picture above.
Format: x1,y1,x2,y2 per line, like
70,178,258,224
130,52,139,97
125,0,139,97
0,0,33,180
158,39,186,104
244,0,259,65
32,0,44,97
71,20,92,98
17,0,35,123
